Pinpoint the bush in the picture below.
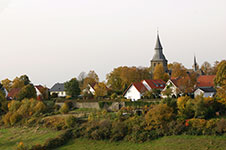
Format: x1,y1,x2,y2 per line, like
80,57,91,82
145,104,174,131
216,119,226,135
59,103,69,114
10,112,22,125
110,121,128,141
65,115,78,128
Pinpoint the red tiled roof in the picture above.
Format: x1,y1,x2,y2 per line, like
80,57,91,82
143,79,166,89
197,75,215,87
123,82,148,96
7,88,21,99
133,82,148,93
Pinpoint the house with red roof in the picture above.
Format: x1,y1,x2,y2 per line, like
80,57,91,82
35,85,48,100
7,88,21,100
123,79,166,101
194,75,216,98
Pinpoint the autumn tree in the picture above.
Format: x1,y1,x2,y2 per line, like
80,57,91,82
82,70,99,90
64,78,81,98
170,62,187,78
17,84,37,100
94,82,108,98
153,64,169,81
1,78,12,91
201,61,213,75
12,77,24,89
214,60,226,104
106,66,151,93
177,71,197,94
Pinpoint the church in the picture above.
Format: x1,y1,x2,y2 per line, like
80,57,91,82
150,33,168,74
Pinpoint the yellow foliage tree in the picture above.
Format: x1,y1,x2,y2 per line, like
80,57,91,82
94,82,108,98
153,64,164,79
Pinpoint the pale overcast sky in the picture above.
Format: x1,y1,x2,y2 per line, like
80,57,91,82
0,0,225,87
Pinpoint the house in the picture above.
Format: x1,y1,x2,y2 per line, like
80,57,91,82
196,75,215,88
86,82,97,95
7,88,21,100
49,83,67,97
161,78,183,98
123,82,148,101
123,79,166,101
194,75,216,98
142,79,165,91
194,87,216,98
35,85,48,100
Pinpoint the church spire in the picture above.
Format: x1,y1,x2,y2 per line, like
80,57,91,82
155,32,163,50
194,55,198,71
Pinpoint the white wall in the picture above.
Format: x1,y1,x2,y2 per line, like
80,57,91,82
50,91,67,97
194,89,215,98
162,80,178,98
124,85,141,101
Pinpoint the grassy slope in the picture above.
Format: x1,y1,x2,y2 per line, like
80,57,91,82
0,127,63,150
57,136,226,150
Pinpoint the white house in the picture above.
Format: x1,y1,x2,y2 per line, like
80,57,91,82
161,79,181,98
194,87,216,98
123,82,148,101
123,79,166,101
50,83,67,97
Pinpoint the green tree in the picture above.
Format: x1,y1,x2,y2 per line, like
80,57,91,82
17,84,37,100
64,78,81,98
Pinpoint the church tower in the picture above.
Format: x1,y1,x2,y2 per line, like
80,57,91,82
150,32,168,73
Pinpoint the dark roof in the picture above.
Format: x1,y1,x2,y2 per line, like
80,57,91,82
50,83,65,92
152,34,167,61
155,34,163,49
198,87,216,93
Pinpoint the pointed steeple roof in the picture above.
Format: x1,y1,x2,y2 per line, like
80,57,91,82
152,32,167,61
155,33,163,50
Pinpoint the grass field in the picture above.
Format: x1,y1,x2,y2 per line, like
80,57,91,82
0,127,63,150
57,136,226,150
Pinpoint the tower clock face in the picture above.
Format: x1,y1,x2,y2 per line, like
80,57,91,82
0,0,11,14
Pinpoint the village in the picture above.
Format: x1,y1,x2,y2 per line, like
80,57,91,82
1,33,219,103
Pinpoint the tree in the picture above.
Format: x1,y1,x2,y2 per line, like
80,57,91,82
1,78,12,91
12,77,24,89
17,84,37,100
153,64,164,80
106,66,151,93
82,70,99,90
64,78,81,98
145,104,174,130
201,61,213,75
171,62,187,78
214,60,226,104
94,82,108,98
19,75,30,85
